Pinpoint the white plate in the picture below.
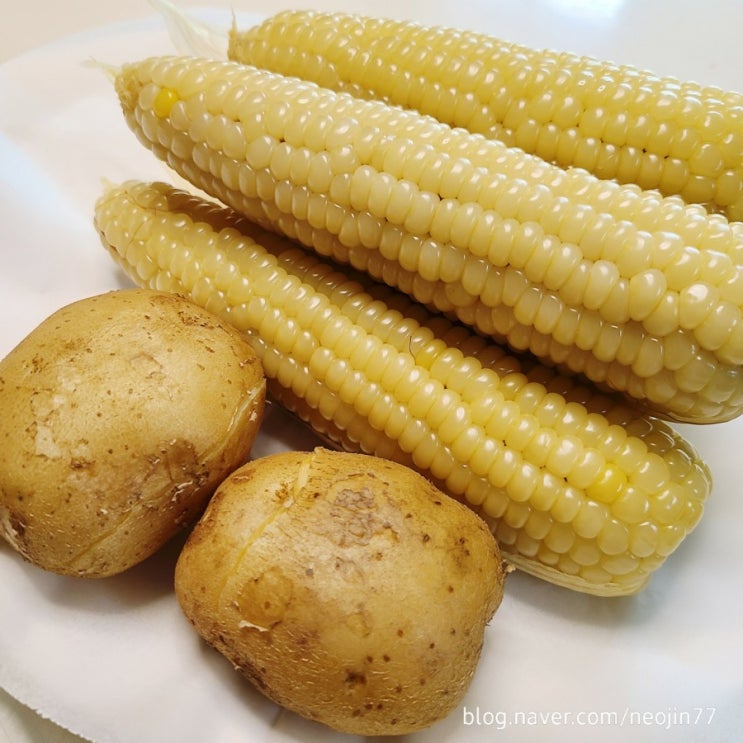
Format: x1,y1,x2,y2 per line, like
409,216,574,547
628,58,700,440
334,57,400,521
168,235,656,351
1,4,742,743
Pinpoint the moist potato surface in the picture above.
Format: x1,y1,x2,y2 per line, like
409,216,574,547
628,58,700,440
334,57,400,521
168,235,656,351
175,447,505,736
0,288,266,577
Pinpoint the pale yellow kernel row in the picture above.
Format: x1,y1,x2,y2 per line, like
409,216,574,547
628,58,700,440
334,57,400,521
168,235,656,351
94,180,712,596
114,55,743,422
231,10,743,219
271,199,743,422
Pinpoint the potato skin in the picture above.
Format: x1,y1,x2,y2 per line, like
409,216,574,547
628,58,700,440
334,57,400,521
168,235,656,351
175,447,505,736
0,289,265,577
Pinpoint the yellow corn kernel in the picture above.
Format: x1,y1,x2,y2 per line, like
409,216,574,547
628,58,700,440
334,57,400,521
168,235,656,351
231,10,743,220
95,180,712,597
114,55,743,423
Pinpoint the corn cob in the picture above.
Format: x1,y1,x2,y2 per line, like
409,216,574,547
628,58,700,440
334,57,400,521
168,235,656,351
94,179,711,596
229,9,743,221
114,55,743,423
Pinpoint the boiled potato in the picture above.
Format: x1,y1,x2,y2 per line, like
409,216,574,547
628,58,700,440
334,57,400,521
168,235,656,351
0,289,265,577
175,447,506,736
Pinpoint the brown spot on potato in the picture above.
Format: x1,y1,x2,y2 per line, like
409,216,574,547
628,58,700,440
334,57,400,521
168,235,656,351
345,670,367,686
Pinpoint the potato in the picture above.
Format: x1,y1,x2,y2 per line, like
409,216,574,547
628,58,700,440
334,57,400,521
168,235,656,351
174,447,506,736
0,289,265,577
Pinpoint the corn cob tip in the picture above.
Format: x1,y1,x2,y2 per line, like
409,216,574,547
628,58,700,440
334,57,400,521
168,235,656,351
82,57,119,84
150,0,228,59
97,177,120,201
113,62,139,115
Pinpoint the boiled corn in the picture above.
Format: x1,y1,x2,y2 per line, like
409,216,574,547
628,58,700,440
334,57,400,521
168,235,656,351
114,55,743,423
94,179,711,596
230,9,743,220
